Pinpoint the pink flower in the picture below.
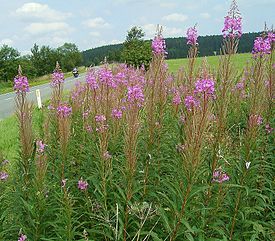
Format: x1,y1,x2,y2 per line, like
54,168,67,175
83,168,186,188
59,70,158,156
98,68,116,88
184,95,200,111
127,85,144,106
172,92,181,106
0,171,8,181
252,36,271,57
18,234,27,241
78,178,88,190
249,114,263,127
57,104,72,118
186,26,198,45
95,115,106,122
86,70,99,90
212,168,230,183
14,75,29,93
222,16,242,39
194,78,215,96
51,71,64,87
112,108,123,119
152,35,167,55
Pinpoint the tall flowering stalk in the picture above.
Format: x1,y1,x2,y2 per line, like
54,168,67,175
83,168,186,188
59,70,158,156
51,62,64,110
211,0,242,183
123,83,144,241
14,65,33,185
229,34,269,240
145,26,169,188
186,25,199,86
170,66,215,241
222,0,242,55
57,103,72,180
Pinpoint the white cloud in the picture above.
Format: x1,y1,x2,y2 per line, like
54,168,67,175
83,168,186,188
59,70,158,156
83,17,110,28
160,2,177,8
0,38,14,46
163,26,184,37
24,22,72,36
90,31,101,37
142,24,158,37
142,24,183,38
200,12,211,19
15,2,71,22
162,13,188,22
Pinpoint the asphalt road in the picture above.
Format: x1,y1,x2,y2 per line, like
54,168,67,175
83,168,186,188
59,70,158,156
0,73,86,120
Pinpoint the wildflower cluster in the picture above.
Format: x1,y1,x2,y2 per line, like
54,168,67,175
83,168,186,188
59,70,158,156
212,168,230,183
252,34,274,57
194,78,215,96
57,104,72,118
222,16,242,39
14,75,30,93
51,69,65,87
152,34,167,55
186,26,198,45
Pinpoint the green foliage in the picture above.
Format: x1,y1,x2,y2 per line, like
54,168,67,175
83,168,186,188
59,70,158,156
57,43,83,72
121,26,152,68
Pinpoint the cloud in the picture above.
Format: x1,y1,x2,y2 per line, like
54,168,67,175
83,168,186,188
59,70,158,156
15,2,71,22
0,38,14,46
90,31,101,37
162,13,188,22
160,2,177,8
142,24,183,38
24,22,72,36
200,12,211,19
83,17,110,28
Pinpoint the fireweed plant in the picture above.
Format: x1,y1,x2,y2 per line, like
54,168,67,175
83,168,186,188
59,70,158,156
0,1,274,240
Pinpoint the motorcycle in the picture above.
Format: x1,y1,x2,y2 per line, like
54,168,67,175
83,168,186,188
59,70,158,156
72,68,79,78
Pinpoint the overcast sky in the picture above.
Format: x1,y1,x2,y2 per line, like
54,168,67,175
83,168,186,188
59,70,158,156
0,0,274,54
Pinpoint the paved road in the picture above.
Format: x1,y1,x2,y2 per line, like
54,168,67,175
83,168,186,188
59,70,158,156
0,73,86,120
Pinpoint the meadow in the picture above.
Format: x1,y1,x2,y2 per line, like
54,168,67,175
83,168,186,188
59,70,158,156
0,3,274,241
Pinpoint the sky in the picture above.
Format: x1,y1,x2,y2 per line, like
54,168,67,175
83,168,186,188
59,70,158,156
0,0,274,54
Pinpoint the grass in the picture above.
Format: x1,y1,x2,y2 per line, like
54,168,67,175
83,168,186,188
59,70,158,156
0,115,18,162
0,66,86,95
166,53,251,73
0,107,45,162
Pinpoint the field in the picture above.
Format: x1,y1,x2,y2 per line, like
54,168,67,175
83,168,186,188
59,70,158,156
166,53,251,73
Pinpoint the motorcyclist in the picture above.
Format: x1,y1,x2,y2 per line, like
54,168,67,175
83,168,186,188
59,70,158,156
72,67,79,78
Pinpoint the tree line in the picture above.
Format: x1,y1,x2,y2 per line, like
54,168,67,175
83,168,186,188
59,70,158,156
82,31,260,66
